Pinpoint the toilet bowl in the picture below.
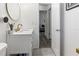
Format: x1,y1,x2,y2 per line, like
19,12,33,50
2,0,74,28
0,43,7,56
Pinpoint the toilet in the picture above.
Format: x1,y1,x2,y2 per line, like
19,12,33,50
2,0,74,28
0,43,7,56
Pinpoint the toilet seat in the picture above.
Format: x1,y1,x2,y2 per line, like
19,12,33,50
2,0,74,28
0,43,7,56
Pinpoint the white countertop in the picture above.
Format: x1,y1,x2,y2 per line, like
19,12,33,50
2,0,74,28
13,30,33,35
8,29,33,35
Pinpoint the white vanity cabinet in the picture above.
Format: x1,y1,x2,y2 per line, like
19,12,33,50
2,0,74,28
6,30,33,56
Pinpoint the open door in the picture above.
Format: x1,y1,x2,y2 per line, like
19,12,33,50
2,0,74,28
51,3,60,56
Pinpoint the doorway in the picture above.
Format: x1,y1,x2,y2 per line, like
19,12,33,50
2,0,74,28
39,4,51,48
32,3,61,56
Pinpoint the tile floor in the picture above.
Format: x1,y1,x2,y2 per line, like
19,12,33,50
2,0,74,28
32,48,55,56
32,32,54,56
39,32,51,48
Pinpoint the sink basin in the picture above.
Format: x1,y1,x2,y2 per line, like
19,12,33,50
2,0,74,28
8,29,33,35
13,30,33,35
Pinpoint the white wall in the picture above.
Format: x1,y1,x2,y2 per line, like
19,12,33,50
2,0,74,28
0,3,9,43
64,4,79,56
0,3,39,48
39,11,46,28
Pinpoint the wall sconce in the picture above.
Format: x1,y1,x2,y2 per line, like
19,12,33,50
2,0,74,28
0,16,8,23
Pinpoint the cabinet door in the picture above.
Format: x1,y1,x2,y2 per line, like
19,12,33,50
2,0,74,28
7,35,32,56
51,4,60,56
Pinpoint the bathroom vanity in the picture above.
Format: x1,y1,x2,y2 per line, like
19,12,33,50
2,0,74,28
6,29,33,56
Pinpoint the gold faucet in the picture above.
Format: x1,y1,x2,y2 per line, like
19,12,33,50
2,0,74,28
15,24,22,32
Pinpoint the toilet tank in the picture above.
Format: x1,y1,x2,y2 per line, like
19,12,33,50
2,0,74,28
0,43,7,56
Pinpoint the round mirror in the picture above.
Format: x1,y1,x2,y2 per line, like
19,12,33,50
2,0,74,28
6,3,21,22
